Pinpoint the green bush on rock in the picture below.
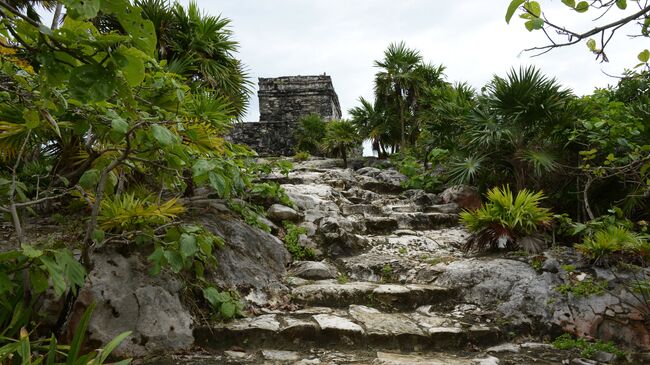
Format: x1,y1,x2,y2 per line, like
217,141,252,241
460,186,552,254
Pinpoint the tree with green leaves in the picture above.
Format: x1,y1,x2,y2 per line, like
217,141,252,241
0,0,263,352
135,0,252,118
320,120,362,168
294,113,327,155
505,0,649,66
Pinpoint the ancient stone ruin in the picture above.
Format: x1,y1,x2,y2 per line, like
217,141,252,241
228,75,342,156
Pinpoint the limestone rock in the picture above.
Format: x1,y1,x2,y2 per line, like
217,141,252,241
267,203,302,222
199,210,291,302
289,261,338,280
71,251,193,357
440,185,481,211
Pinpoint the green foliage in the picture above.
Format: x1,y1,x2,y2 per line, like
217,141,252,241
248,182,293,208
228,201,270,233
293,151,310,162
392,155,442,192
556,279,608,298
461,186,552,253
552,333,625,360
282,222,314,261
320,119,362,168
98,194,185,232
505,0,649,65
202,287,244,320
294,114,327,155
0,304,132,365
337,273,349,284
575,225,649,266
148,224,222,276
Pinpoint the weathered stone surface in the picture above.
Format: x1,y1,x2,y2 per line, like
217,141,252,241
72,251,193,357
289,261,338,280
291,281,451,310
348,305,424,337
267,203,302,222
440,185,481,211
198,209,291,302
227,76,341,156
262,349,301,361
374,352,476,365
312,314,364,334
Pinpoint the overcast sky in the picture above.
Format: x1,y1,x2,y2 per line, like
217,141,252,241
176,0,646,122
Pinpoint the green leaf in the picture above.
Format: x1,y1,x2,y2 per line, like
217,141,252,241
575,1,589,12
30,269,49,294
92,331,131,365
102,1,157,56
192,159,216,178
21,244,43,259
525,18,544,31
208,171,227,197
108,110,128,135
61,0,100,19
19,327,30,365
220,301,236,318
586,39,597,51
506,0,526,23
115,47,146,86
561,0,575,8
203,287,229,307
92,229,105,244
524,1,541,17
23,110,40,129
55,250,86,293
638,49,650,63
45,335,57,365
197,235,214,256
179,234,198,260
69,64,118,103
147,247,164,276
67,303,96,365
163,250,183,273
616,0,627,9
151,124,176,146
79,169,100,190
40,256,66,298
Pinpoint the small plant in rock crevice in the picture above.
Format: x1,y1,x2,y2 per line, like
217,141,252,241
460,186,553,254
555,278,608,298
575,225,649,267
282,222,315,261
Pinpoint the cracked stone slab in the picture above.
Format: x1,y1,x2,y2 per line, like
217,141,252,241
374,352,477,365
226,314,280,332
348,305,425,337
312,314,364,334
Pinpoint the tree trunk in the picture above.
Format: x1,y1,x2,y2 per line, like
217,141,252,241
341,146,348,168
51,3,63,30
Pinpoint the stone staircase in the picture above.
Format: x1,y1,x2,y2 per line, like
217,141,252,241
184,160,568,364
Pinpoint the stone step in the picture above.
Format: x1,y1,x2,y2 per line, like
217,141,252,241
340,204,460,218
364,213,458,234
149,349,504,364
290,281,453,310
194,305,500,353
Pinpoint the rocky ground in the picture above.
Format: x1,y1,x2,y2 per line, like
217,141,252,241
79,158,648,364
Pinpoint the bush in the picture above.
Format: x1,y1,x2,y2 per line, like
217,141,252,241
552,333,625,360
460,186,552,253
293,151,311,162
294,114,327,155
575,225,649,266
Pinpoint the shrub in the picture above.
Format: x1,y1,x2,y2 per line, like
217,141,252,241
294,114,327,154
552,333,625,360
293,151,311,162
460,186,552,253
575,225,649,266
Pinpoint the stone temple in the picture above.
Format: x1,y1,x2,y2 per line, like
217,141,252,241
228,75,342,156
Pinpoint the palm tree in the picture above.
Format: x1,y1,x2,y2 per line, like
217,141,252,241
374,42,423,149
321,120,361,168
349,97,398,158
294,114,326,155
135,0,252,119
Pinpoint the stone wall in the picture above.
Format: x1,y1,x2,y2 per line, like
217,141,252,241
228,121,297,156
227,75,342,156
259,75,341,123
